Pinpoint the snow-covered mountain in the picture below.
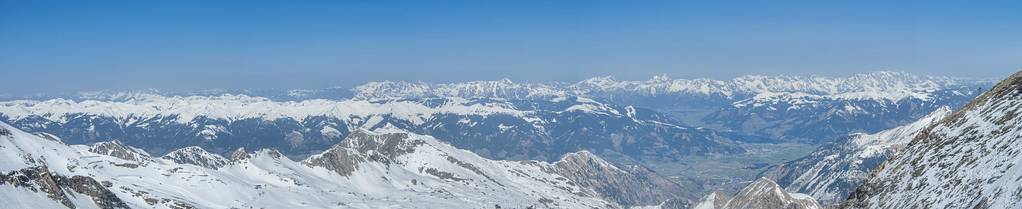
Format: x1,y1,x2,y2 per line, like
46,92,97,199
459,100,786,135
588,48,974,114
1,121,699,208
4,71,987,145
349,71,988,142
544,150,696,208
692,178,820,209
0,95,750,162
353,72,974,101
758,106,952,206
844,71,1022,208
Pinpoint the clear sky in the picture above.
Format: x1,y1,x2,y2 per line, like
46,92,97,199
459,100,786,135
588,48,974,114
1,0,1020,94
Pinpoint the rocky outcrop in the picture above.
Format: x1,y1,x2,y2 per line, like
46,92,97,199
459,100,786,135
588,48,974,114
303,131,422,176
89,140,153,163
161,146,229,169
0,166,129,209
229,147,249,161
545,150,696,208
695,178,820,209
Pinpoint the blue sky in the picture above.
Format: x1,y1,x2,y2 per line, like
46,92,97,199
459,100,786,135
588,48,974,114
1,0,1020,94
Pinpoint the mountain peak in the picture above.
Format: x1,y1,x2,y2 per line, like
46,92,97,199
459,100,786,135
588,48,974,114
229,147,249,161
548,150,696,208
161,146,229,169
341,130,420,159
88,140,152,163
714,177,820,209
555,150,621,172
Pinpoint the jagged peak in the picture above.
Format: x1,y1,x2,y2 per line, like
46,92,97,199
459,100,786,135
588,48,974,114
554,150,623,173
88,140,152,163
340,130,421,157
229,147,249,161
719,177,820,209
161,146,229,169
164,146,216,155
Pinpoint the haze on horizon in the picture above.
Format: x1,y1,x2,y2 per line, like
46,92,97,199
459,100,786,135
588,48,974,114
1,0,1020,95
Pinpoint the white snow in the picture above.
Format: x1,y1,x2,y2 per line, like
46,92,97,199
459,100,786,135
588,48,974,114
0,122,613,209
0,95,530,125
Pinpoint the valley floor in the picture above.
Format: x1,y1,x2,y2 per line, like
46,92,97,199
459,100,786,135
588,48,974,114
640,142,818,194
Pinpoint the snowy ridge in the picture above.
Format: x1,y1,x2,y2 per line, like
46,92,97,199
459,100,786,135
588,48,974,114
849,106,952,156
160,146,230,169
693,178,820,209
758,107,952,205
542,150,696,208
88,140,153,163
0,122,620,209
845,70,1022,209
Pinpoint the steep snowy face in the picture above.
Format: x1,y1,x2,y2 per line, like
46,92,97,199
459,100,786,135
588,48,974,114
0,122,619,209
758,107,952,205
540,150,696,209
845,70,1022,209
693,178,821,209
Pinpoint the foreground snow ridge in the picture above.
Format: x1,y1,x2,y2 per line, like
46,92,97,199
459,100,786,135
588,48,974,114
846,70,1022,209
0,122,622,209
759,106,953,205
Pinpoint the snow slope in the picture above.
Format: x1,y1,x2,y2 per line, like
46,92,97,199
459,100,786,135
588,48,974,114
845,70,1022,209
0,122,618,209
758,107,952,205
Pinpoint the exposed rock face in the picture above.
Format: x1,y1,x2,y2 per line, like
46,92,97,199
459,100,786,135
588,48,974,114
545,150,696,208
845,70,1022,208
161,146,229,169
229,147,249,161
758,107,952,205
303,131,420,176
694,178,820,209
89,140,153,163
0,166,130,209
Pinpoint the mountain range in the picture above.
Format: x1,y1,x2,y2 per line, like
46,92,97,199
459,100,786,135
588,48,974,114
2,71,1014,209
0,121,698,208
